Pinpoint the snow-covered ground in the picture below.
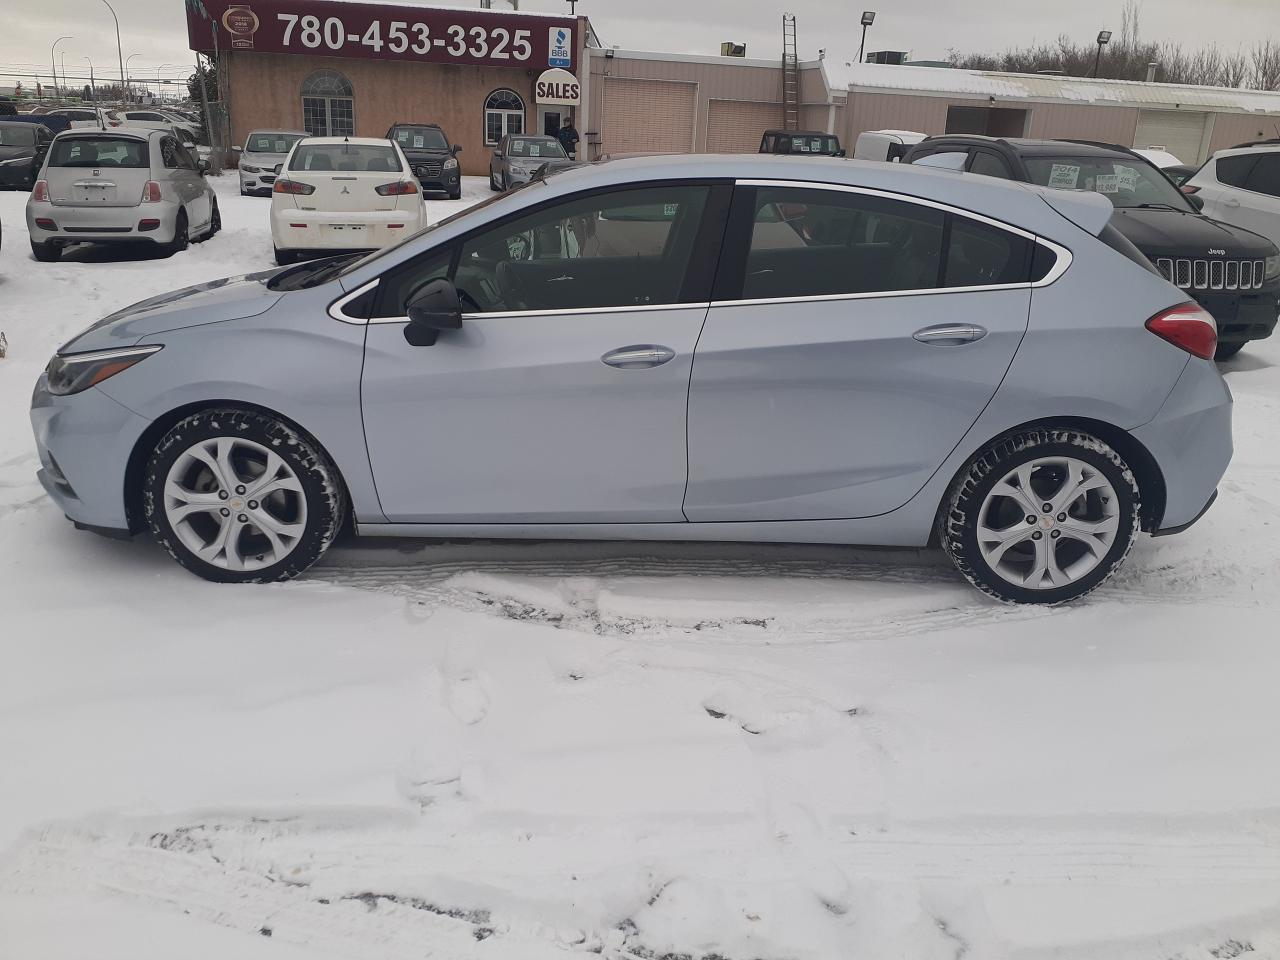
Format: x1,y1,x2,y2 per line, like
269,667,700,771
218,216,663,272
2,176,1280,960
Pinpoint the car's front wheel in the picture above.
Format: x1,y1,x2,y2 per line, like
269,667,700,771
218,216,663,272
143,408,346,583
939,428,1140,604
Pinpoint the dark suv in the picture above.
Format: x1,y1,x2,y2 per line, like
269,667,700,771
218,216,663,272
385,122,462,199
759,130,845,157
903,136,1280,359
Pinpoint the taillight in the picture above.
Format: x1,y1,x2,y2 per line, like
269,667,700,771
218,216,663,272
375,180,418,196
31,180,49,202
274,179,315,195
1180,184,1200,195
1146,302,1217,361
141,181,162,203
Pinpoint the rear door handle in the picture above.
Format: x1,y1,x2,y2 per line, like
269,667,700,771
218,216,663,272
602,344,676,369
912,323,988,345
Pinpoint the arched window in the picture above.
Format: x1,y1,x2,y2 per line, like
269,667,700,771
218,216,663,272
484,88,525,145
301,69,354,137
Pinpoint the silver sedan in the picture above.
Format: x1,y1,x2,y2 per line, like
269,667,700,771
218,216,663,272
489,135,569,191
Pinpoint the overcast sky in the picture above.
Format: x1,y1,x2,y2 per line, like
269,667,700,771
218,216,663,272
1,0,1274,90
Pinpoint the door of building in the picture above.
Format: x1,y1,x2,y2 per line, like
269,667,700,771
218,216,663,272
538,106,563,137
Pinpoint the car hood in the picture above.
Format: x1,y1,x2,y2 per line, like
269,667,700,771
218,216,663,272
62,270,285,353
241,151,288,168
402,147,452,160
1111,208,1278,258
0,145,35,161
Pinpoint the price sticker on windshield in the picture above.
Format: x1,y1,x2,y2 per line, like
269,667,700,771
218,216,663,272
1116,167,1139,192
1095,174,1120,194
413,136,425,148
1047,163,1080,189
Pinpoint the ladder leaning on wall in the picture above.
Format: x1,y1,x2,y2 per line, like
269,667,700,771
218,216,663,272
782,13,800,131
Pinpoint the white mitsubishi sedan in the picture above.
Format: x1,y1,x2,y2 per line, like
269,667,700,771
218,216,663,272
270,137,426,265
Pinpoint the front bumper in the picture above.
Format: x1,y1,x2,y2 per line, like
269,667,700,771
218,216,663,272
239,163,280,193
30,372,152,533
271,207,426,252
1130,357,1233,533
26,199,180,245
1195,285,1280,345
407,159,460,192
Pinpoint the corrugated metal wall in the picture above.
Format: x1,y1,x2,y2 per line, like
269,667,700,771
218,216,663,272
599,77,696,154
706,100,783,152
1026,102,1138,145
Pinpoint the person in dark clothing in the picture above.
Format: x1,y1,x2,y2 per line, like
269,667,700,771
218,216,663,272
556,116,580,159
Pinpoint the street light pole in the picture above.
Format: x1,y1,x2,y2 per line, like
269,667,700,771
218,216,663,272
125,53,141,100
99,0,127,103
857,11,876,65
1093,30,1112,79
51,36,72,99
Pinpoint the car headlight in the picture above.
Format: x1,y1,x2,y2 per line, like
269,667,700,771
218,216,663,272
443,157,458,170
46,345,163,396
1266,253,1280,282
240,163,261,174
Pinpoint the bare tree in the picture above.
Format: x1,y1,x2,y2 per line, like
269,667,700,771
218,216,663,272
1251,39,1280,90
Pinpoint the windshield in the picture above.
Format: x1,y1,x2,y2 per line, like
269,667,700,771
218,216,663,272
0,125,35,147
247,132,305,154
289,142,402,172
780,135,841,155
507,138,566,159
1024,156,1194,211
49,137,148,168
391,127,449,151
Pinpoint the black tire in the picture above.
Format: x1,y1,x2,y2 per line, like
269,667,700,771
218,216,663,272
938,427,1140,605
489,171,500,192
1214,341,1245,361
274,246,295,266
501,172,511,191
30,240,61,263
143,408,347,584
449,184,462,200
165,210,189,257
206,199,221,238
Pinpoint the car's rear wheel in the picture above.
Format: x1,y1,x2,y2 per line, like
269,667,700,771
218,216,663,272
164,210,189,257
1214,341,1245,361
30,240,61,263
939,428,1140,604
143,408,346,583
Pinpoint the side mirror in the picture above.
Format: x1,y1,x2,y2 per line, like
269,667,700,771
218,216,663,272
452,144,462,155
404,278,463,346
197,159,210,175
183,141,196,150
1186,193,1205,212
232,145,243,153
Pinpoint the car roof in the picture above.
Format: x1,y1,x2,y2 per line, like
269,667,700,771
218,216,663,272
762,129,833,137
246,129,310,138
508,134,559,140
55,126,156,139
389,122,444,129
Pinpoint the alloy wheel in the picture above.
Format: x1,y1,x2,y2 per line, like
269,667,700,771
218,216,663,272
976,456,1120,590
163,436,308,572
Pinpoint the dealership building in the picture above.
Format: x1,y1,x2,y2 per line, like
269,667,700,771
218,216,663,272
190,0,1280,174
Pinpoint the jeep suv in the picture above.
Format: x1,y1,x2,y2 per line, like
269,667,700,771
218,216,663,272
385,122,461,199
904,136,1280,359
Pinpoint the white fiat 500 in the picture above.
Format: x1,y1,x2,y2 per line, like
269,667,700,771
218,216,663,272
269,137,426,265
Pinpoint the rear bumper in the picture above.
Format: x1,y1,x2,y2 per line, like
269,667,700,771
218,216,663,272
1130,358,1233,533
270,207,426,251
27,199,179,244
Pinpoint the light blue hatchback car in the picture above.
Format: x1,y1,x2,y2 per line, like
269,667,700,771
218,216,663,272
30,155,1232,603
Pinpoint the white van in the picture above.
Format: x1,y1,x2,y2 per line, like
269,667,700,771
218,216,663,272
853,130,927,163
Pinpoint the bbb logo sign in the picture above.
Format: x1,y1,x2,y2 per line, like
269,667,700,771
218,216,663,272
548,26,572,67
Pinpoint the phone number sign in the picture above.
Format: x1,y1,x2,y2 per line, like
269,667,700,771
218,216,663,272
188,0,577,70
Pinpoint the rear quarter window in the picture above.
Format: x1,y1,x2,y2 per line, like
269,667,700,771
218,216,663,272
1216,154,1258,189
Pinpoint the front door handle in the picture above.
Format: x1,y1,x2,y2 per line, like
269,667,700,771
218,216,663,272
602,344,676,369
913,323,988,345
1222,197,1241,209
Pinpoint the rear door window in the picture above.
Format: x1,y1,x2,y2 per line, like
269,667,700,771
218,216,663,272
160,136,183,169
1243,154,1280,198
944,217,1033,287
48,137,148,167
1215,154,1258,189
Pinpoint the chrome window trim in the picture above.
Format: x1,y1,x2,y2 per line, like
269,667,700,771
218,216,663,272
328,279,380,324
330,178,1074,325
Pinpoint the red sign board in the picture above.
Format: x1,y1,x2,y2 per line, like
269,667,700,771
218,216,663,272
188,0,577,71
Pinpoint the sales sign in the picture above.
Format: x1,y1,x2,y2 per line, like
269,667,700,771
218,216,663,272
188,0,577,70
535,68,579,105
